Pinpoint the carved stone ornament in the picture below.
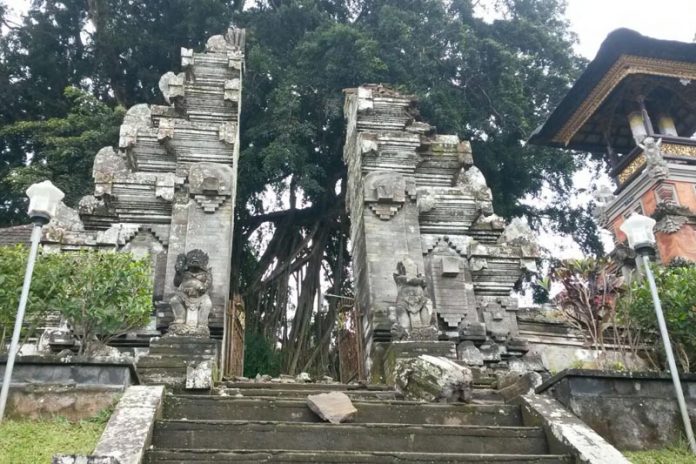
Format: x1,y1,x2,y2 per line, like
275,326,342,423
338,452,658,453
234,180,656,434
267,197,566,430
363,171,415,220
189,162,235,213
158,71,186,104
655,215,689,233
639,137,669,179
168,249,213,337
388,259,437,341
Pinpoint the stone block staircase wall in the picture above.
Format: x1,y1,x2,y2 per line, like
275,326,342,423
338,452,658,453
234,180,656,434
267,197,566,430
144,378,573,463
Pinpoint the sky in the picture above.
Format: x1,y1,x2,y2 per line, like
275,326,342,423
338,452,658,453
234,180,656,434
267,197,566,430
567,0,695,59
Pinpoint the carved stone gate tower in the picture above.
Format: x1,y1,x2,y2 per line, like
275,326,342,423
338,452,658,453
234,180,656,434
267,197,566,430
343,85,538,380
42,29,245,344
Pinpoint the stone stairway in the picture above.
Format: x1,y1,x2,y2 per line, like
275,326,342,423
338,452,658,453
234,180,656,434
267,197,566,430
144,380,573,463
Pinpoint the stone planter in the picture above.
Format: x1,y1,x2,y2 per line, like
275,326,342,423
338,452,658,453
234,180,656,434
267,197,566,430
536,368,696,451
0,355,139,420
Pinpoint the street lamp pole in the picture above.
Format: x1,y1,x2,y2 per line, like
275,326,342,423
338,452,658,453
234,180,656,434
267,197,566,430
0,181,64,423
621,214,696,454
0,221,44,422
638,253,696,453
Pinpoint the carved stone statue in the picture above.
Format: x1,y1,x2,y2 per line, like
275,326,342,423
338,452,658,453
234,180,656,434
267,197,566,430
168,249,213,337
640,137,669,179
389,260,436,340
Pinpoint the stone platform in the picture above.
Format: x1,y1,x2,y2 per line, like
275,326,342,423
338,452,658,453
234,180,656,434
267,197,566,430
136,337,218,390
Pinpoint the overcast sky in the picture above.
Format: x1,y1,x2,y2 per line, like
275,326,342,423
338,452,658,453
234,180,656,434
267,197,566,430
567,0,695,58
4,0,696,56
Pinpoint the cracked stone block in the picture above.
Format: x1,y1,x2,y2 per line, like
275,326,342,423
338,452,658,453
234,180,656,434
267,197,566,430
186,361,213,390
394,354,473,403
306,391,357,424
457,341,484,366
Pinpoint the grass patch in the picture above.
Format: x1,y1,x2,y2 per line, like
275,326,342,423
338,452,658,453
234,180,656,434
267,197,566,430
0,409,111,464
625,440,696,463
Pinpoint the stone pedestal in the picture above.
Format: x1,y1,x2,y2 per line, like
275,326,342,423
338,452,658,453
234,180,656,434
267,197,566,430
136,337,219,389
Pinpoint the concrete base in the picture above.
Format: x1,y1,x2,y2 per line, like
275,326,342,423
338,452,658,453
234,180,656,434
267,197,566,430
537,368,696,450
0,355,139,420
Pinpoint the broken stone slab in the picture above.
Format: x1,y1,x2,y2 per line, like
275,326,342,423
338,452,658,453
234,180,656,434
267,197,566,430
394,354,473,403
186,360,213,390
456,341,484,366
306,391,357,424
296,372,312,383
499,372,542,402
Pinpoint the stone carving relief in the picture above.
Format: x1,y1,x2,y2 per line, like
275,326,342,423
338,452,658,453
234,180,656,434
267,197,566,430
158,71,186,104
363,172,416,220
389,260,437,341
591,184,616,223
168,249,213,337
188,162,235,213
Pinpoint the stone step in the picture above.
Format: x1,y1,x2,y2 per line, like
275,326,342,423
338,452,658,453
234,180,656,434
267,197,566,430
216,386,502,402
164,395,523,426
152,420,548,455
145,449,573,463
222,382,394,391
137,367,187,386
137,355,213,368
218,387,400,401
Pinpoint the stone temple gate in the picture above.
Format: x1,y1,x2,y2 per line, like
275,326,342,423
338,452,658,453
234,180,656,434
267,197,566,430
343,85,539,379
41,29,245,339
34,29,538,382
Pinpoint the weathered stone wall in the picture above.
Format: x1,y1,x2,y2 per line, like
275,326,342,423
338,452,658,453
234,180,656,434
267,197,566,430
343,85,538,374
41,29,245,335
537,369,696,451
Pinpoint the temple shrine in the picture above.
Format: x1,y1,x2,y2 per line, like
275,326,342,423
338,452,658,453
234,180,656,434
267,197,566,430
530,29,696,264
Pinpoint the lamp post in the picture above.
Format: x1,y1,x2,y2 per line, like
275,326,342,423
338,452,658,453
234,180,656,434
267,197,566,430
620,213,696,454
0,180,64,422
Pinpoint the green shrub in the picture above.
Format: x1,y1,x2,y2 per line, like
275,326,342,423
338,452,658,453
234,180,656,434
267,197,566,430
622,262,696,372
54,251,153,354
0,246,153,355
0,245,68,351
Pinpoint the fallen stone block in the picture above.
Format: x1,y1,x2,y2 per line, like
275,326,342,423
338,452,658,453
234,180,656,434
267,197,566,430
499,372,542,402
394,354,472,403
306,391,357,424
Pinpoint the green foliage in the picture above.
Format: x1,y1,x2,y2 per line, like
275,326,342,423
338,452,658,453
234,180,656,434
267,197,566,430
244,329,282,377
621,262,696,372
0,413,110,463
550,258,645,370
624,439,696,464
0,245,69,351
0,246,152,355
54,251,153,354
0,88,124,224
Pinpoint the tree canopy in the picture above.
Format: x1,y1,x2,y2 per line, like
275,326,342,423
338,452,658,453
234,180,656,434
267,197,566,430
0,0,599,374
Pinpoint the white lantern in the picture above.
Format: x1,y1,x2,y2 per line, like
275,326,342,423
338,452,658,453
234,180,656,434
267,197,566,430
619,213,657,251
26,180,65,221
